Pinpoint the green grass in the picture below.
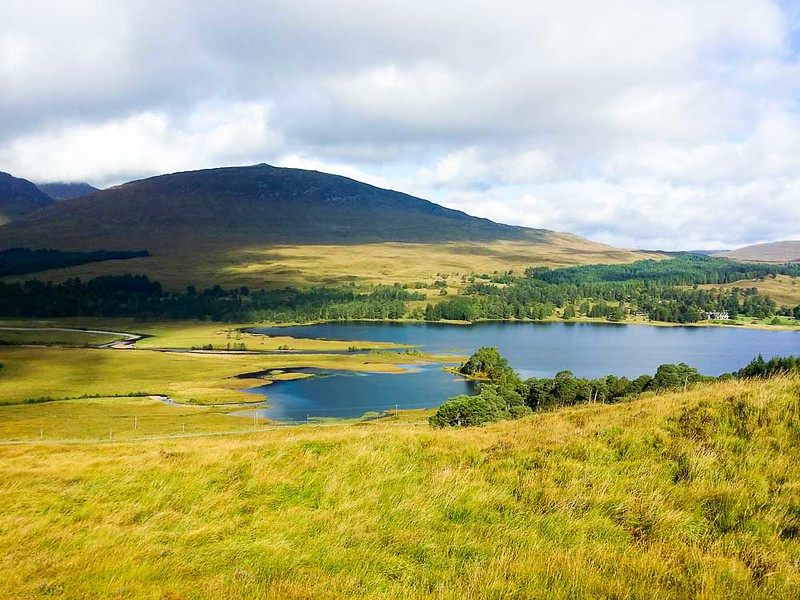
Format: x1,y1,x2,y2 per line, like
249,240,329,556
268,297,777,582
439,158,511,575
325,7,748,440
1,377,799,598
0,346,420,406
0,395,249,441
0,328,123,347
693,275,800,309
1,239,658,290
130,321,404,352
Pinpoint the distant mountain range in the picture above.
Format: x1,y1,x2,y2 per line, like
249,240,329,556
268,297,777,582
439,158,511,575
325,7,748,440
716,241,800,263
0,171,55,224
35,182,100,200
0,164,654,287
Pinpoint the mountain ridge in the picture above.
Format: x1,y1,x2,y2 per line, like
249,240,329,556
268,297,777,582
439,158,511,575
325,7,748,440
715,241,800,263
0,163,653,288
36,182,100,201
0,171,55,224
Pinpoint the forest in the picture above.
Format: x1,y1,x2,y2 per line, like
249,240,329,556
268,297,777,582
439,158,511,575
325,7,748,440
0,247,149,276
0,253,797,324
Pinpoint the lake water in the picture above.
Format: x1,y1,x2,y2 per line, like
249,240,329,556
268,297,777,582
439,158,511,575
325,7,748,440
245,322,800,421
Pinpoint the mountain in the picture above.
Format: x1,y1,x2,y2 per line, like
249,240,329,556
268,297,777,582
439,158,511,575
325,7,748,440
0,171,55,224
0,164,653,287
36,182,100,200
6,164,537,245
715,241,800,263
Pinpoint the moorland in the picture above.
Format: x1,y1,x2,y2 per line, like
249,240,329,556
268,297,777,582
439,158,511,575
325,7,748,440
1,164,799,598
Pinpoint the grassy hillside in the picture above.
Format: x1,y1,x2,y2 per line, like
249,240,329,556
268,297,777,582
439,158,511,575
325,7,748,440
1,376,799,598
717,241,800,263
693,275,800,308
0,171,54,224
0,164,653,288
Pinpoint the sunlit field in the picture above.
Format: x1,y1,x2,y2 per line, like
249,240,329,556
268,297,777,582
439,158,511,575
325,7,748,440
1,377,799,598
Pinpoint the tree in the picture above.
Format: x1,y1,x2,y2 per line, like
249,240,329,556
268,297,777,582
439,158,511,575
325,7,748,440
648,363,705,391
428,394,504,427
459,347,516,383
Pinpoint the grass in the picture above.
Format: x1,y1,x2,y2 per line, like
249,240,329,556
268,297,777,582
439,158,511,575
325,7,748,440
1,376,799,598
0,395,249,441
693,275,800,308
0,346,420,406
0,328,123,347
0,319,407,352
130,321,403,352
2,239,659,290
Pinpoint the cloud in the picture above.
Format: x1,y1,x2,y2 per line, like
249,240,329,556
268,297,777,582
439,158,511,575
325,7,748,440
0,0,799,248
0,102,281,186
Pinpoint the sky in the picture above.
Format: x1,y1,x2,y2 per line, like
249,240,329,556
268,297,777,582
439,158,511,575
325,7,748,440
2,0,800,250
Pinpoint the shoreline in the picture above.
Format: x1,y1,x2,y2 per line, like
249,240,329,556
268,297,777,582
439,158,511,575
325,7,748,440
246,315,800,332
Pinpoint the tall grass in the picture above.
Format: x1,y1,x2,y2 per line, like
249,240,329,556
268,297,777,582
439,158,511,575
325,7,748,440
1,377,799,598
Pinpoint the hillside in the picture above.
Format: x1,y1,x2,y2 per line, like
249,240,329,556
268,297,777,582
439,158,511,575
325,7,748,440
1,375,798,598
0,164,653,288
0,171,54,225
36,181,100,200
717,241,800,263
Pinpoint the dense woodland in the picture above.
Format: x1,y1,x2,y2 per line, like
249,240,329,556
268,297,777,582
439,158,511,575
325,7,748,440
0,247,149,277
0,275,424,321
431,254,800,322
0,253,798,324
430,347,800,427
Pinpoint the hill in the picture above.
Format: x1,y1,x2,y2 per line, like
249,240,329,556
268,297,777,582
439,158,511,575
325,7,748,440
716,241,800,263
0,164,653,288
0,373,798,598
36,181,100,200
0,171,54,225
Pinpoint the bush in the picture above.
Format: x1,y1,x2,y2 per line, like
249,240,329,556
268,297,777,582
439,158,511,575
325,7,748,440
429,394,504,428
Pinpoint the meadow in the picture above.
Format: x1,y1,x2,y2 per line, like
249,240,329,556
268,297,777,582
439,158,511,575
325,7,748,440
1,376,799,598
0,345,416,407
0,328,123,347
2,238,656,290
694,275,800,309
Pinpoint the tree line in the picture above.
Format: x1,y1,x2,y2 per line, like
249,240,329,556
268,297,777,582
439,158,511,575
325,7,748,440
433,254,800,323
430,347,800,427
0,254,797,324
0,247,149,277
0,275,425,321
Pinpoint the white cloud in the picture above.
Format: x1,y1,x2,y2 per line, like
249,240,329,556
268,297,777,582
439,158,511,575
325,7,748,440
0,0,799,249
0,102,281,186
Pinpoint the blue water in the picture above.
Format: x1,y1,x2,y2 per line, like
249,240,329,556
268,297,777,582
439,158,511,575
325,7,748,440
245,322,800,421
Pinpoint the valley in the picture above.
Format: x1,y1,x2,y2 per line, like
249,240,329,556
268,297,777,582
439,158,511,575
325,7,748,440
1,164,799,599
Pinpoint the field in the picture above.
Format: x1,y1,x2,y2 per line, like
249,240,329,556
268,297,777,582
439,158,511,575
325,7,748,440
1,376,799,598
693,275,800,309
2,238,659,290
0,395,250,441
0,327,123,347
129,321,404,352
0,346,423,407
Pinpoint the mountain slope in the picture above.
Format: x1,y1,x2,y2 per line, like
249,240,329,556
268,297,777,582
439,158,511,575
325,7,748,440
716,241,800,263
4,164,536,246
36,182,100,200
0,164,653,287
0,171,55,224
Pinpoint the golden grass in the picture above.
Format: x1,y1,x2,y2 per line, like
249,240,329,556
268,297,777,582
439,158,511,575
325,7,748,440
2,238,659,290
0,346,416,406
0,396,248,441
693,275,800,308
1,377,799,598
130,321,403,352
